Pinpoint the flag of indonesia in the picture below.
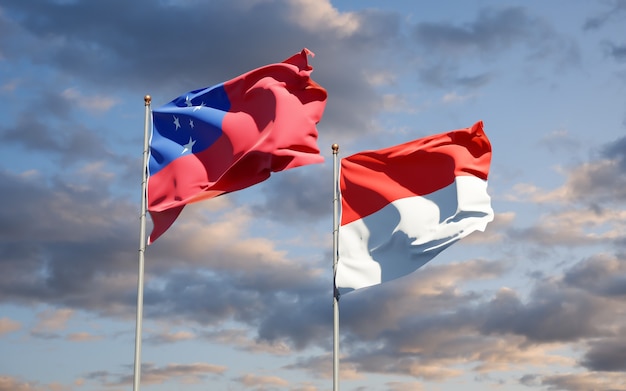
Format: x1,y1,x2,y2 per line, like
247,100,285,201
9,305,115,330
336,121,494,293
147,49,327,244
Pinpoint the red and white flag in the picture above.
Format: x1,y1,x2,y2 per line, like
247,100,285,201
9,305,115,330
337,121,493,293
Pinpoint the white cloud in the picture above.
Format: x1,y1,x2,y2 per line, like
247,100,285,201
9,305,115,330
61,88,118,113
0,317,21,335
288,0,360,36
33,308,74,332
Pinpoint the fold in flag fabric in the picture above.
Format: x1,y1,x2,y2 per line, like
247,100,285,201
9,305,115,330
147,49,327,244
336,121,493,294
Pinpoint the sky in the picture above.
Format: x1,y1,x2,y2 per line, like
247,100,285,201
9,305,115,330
1,0,626,390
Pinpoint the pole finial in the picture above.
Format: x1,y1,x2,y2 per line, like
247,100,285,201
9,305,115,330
332,143,339,153
144,95,151,105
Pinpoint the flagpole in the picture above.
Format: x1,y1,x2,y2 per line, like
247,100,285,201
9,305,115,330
332,143,340,391
133,95,151,391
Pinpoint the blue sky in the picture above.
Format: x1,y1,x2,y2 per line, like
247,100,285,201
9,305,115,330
1,1,626,390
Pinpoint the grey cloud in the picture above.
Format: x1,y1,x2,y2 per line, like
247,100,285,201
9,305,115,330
519,374,540,387
565,162,626,205
564,254,626,297
0,170,139,312
143,269,319,323
581,339,626,371
336,266,495,340
0,113,111,164
3,1,626,387
256,295,331,350
314,255,626,381
415,65,494,89
6,154,625,381
604,42,626,62
412,7,535,53
479,282,608,342
3,0,264,92
507,222,601,248
29,331,62,340
455,72,493,88
252,166,333,223
583,0,626,30
602,135,626,170
516,136,626,208
539,131,582,154
410,6,580,88
2,180,333,351
539,372,626,391
1,0,397,137
88,362,227,387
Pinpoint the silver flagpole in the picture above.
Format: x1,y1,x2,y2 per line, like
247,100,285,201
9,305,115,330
133,95,151,391
332,143,340,391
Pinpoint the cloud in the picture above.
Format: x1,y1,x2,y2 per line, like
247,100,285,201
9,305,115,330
66,332,103,342
0,169,140,314
285,353,363,381
561,159,626,203
441,91,476,104
234,373,289,388
33,308,73,332
538,372,626,391
510,206,626,247
198,328,292,355
603,42,626,62
563,253,626,297
140,362,227,385
0,113,111,164
286,0,360,36
538,129,581,153
308,253,626,382
412,7,536,53
583,0,626,30
87,362,227,387
508,164,625,204
410,6,580,88
602,135,626,170
0,164,333,351
146,330,195,345
581,339,626,371
479,283,609,343
0,376,44,391
1,0,396,139
1,1,625,389
60,88,119,114
387,381,425,391
251,166,333,223
0,317,21,335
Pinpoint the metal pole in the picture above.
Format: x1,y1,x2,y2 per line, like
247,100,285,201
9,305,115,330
133,95,151,391
332,143,340,391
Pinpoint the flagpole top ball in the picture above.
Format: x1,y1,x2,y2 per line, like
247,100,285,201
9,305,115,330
332,144,339,152
144,95,151,104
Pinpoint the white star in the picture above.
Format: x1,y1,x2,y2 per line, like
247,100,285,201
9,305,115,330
173,116,181,130
185,96,193,107
192,102,206,112
181,137,196,154
189,119,194,129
